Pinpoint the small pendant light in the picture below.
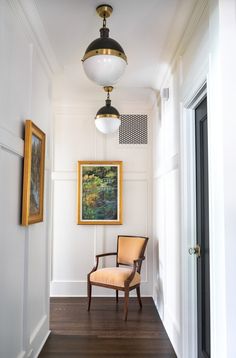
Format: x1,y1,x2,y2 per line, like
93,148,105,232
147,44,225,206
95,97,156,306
82,4,127,86
95,86,121,134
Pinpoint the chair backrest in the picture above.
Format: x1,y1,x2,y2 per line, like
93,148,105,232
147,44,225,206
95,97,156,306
117,235,148,268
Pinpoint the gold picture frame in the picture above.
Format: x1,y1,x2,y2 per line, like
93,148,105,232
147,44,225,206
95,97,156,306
22,120,46,226
77,161,123,225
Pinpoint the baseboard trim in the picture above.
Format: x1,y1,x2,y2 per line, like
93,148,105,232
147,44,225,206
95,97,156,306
152,297,180,357
50,294,153,298
17,350,26,358
50,280,151,297
33,330,50,358
30,315,47,345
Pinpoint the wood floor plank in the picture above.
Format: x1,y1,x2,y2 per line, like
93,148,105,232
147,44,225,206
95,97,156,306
39,297,176,358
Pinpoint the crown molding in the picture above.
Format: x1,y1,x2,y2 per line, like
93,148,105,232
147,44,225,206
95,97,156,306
8,0,61,77
159,0,208,89
53,102,154,117
53,85,157,115
53,92,157,117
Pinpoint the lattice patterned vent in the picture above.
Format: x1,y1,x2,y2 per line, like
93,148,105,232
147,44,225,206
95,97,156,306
119,114,148,144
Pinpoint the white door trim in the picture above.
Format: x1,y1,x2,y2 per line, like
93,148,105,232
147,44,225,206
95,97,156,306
180,81,207,358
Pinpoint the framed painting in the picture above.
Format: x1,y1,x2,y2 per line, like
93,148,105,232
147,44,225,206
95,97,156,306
77,161,123,225
22,120,46,226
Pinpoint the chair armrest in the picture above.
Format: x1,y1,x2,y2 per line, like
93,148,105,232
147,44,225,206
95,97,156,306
88,252,117,276
96,252,117,258
124,256,146,286
133,256,145,265
134,256,145,274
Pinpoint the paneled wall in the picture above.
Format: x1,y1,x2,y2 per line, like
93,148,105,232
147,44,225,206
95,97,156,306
152,0,232,357
218,1,236,356
51,99,154,297
152,2,211,356
152,72,181,355
0,1,52,357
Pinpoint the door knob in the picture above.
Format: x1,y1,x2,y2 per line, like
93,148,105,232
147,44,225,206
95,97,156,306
188,244,201,258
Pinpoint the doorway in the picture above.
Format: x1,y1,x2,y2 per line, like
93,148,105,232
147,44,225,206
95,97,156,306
181,83,211,358
195,97,211,358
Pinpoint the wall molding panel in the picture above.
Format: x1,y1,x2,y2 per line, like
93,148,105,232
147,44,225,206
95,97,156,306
154,154,179,179
52,170,149,182
0,126,24,157
0,1,52,357
8,0,60,76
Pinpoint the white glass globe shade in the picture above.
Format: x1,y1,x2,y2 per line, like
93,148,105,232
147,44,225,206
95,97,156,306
83,55,126,86
95,117,121,134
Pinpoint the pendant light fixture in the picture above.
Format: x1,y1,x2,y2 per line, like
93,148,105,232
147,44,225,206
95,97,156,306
95,86,121,134
82,4,127,86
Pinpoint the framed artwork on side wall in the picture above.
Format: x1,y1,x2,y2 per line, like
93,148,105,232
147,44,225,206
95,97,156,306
77,161,123,225
22,120,46,226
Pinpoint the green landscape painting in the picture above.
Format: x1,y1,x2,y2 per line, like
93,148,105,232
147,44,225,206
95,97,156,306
82,165,118,220
30,134,42,215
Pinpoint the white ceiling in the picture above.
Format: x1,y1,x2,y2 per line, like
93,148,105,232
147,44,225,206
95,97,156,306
35,0,197,94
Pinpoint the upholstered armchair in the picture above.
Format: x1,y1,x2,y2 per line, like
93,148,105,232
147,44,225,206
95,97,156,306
87,235,148,320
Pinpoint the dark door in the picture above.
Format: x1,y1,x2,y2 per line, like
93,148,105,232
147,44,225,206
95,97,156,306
195,97,211,358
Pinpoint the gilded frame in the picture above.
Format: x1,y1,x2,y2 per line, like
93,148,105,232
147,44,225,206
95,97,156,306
77,161,123,225
22,120,46,226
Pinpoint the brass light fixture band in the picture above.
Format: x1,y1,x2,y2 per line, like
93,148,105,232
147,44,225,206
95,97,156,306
96,4,113,18
82,48,127,63
96,114,120,119
104,86,113,93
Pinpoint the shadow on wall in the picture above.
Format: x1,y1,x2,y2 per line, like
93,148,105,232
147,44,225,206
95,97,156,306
153,238,164,319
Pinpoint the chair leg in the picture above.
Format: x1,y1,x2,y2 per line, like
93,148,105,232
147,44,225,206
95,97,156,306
88,281,92,311
136,286,142,309
116,290,119,303
124,287,129,321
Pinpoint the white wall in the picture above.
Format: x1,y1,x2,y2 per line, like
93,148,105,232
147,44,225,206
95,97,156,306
153,0,236,357
152,67,182,355
152,1,211,355
218,1,236,356
0,1,53,357
51,87,154,297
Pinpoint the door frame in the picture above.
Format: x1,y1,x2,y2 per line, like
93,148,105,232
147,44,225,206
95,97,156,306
180,81,207,358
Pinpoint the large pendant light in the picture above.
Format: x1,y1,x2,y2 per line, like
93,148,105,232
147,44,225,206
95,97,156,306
82,4,127,86
95,86,121,134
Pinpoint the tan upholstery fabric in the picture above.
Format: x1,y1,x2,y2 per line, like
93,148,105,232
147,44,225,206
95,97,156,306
90,267,140,287
118,236,146,265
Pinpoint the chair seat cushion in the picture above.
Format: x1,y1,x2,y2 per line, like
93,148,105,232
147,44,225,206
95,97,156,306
90,267,140,288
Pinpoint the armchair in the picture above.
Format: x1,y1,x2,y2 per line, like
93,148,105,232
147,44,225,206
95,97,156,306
87,235,149,320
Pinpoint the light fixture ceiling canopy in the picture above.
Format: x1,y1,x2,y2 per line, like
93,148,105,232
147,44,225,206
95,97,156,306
96,4,113,19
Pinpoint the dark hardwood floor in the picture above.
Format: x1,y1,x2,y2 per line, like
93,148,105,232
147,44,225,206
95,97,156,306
39,297,176,358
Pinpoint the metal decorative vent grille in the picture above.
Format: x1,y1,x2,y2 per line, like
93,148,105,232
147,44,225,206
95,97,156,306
119,114,148,144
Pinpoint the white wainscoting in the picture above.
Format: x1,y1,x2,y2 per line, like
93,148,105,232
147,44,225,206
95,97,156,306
0,1,53,357
51,103,154,297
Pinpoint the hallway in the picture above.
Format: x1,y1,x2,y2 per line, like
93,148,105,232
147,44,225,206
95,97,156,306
2,0,236,357
39,298,176,357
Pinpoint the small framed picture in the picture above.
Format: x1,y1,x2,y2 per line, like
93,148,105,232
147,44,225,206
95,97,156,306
77,161,123,225
21,120,46,226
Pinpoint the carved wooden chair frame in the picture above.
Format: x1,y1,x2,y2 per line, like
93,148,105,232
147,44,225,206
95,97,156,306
87,235,149,320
